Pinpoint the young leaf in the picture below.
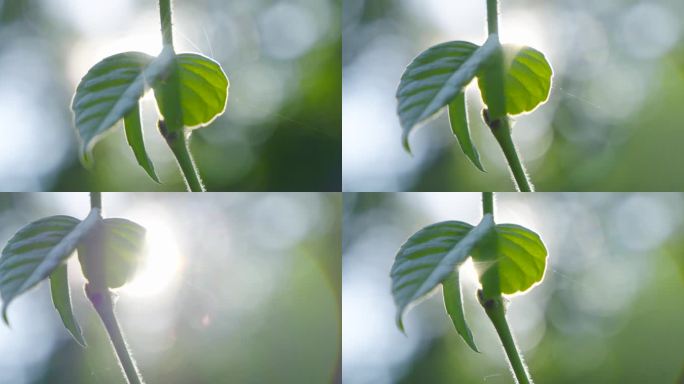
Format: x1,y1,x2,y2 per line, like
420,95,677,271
478,45,553,116
50,264,86,346
443,270,478,352
397,35,499,152
78,218,146,289
154,53,229,129
124,103,160,183
391,215,495,331
448,92,485,172
473,224,547,295
0,210,101,323
72,51,172,163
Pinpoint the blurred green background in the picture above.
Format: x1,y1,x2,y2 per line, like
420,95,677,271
0,193,341,383
343,193,684,383
0,0,340,191
343,0,684,191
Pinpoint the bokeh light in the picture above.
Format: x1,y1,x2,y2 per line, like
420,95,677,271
343,192,684,383
0,192,341,383
0,0,340,191
342,0,684,191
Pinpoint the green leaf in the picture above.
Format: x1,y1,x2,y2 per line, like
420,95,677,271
478,45,553,116
476,43,507,120
50,264,86,346
72,51,172,163
448,92,485,172
78,218,146,289
473,224,548,295
154,53,229,129
443,270,478,352
124,103,160,183
0,210,101,323
397,35,499,152
390,215,495,331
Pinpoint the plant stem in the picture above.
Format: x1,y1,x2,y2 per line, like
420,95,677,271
482,192,494,216
159,0,173,46
90,192,101,210
159,121,205,191
479,193,533,383
86,285,142,384
486,0,499,34
156,0,204,191
479,294,531,384
84,194,144,384
490,122,533,192
484,0,534,192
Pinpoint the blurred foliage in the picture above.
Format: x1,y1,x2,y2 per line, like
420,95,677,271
343,0,684,191
343,192,684,383
0,0,340,191
0,193,340,383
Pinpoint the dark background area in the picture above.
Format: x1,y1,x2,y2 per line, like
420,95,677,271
0,0,340,191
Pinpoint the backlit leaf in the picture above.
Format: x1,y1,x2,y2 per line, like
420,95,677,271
154,53,229,129
478,45,553,116
397,35,499,152
473,224,548,295
448,92,485,172
50,264,86,346
390,215,494,331
124,103,160,183
72,51,172,163
78,218,146,289
0,210,101,323
443,270,478,352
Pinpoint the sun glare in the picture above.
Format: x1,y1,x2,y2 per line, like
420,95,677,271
119,215,183,298
500,11,548,54
459,258,481,287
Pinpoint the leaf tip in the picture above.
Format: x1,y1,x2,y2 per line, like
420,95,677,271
73,332,87,348
473,160,486,173
402,134,413,155
395,311,407,335
2,304,10,326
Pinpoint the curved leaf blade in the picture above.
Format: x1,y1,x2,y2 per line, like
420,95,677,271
50,264,86,346
473,224,548,296
495,224,547,294
72,51,173,163
391,215,494,331
78,218,146,289
448,92,485,172
478,45,553,116
73,52,153,162
0,210,100,323
154,53,229,129
124,103,160,183
397,35,499,152
443,270,478,352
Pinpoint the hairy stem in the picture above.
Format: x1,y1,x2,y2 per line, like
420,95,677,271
484,0,534,192
490,121,533,192
479,294,531,384
482,192,494,216
87,286,142,384
157,0,204,191
486,0,499,34
159,0,173,46
85,194,144,384
479,193,532,383
159,121,205,192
